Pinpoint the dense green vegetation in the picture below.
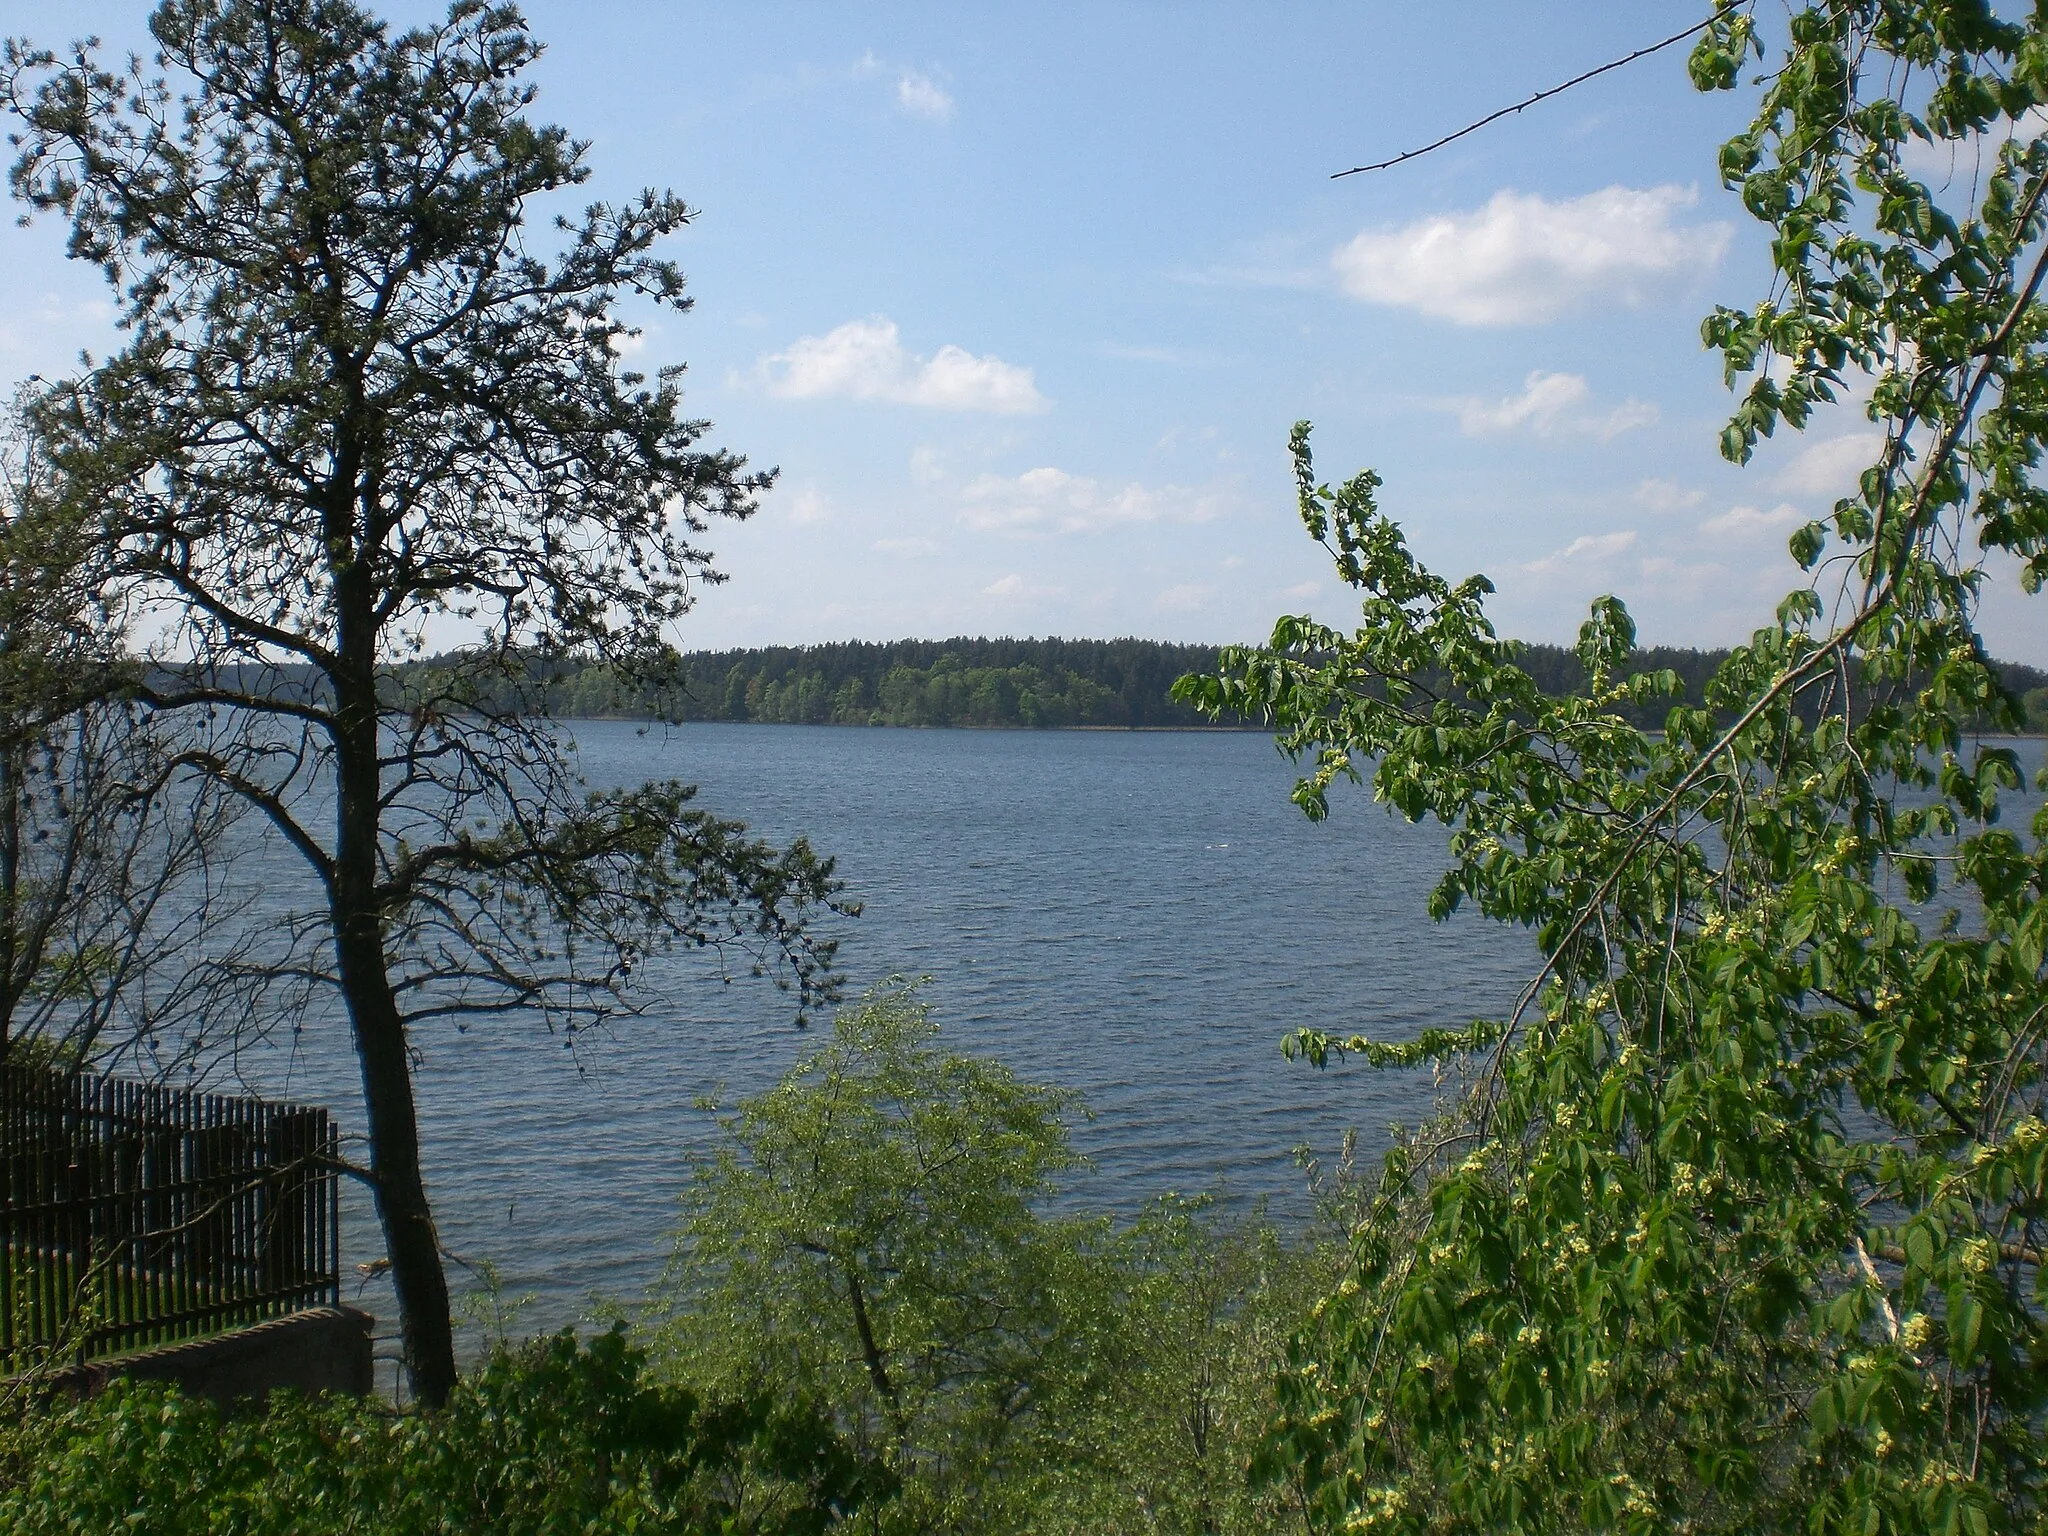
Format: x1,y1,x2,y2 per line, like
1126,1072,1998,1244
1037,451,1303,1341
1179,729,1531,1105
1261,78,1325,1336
1,990,1326,1534
652,987,1322,1533
0,1330,888,1534
1163,5,2048,1529
422,637,2048,731
485,637,1240,728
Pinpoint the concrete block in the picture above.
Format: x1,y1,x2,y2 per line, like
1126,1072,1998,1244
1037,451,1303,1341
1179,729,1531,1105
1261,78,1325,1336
35,1306,376,1409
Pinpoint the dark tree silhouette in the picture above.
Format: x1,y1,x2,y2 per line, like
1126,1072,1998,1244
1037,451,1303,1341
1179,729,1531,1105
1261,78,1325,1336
4,0,846,1404
0,392,246,1072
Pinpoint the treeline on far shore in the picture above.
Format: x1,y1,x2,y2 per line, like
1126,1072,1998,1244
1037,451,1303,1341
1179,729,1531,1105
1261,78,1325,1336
493,638,1234,729
413,636,2048,733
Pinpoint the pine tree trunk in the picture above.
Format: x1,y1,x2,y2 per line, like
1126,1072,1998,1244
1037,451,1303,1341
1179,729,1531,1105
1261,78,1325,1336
340,921,457,1408
331,565,456,1408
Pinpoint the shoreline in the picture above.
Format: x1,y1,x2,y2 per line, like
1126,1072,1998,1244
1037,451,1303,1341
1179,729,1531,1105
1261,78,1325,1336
551,715,2048,741
557,716,1267,733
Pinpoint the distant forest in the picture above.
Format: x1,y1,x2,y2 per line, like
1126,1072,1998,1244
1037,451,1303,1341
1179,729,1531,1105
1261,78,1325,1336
433,637,2048,733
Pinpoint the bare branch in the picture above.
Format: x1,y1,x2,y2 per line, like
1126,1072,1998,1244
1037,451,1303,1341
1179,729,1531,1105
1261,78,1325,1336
1332,3,1749,179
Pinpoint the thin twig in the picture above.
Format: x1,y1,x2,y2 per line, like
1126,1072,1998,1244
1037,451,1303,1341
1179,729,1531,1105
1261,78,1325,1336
1332,3,1749,179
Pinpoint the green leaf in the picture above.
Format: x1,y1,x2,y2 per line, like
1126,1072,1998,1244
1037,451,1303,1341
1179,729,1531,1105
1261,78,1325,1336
1949,1292,1983,1364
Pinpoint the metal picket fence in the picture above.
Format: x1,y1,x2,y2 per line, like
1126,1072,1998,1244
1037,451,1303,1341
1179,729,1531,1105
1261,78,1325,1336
1,1062,340,1362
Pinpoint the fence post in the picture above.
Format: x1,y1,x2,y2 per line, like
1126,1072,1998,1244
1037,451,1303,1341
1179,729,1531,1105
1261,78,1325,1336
0,1063,343,1362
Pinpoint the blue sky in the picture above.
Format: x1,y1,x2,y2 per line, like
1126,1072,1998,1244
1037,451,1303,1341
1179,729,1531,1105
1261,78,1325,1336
3,3,2041,663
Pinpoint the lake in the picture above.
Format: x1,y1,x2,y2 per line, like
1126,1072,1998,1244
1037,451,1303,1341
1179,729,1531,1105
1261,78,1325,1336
217,722,2041,1354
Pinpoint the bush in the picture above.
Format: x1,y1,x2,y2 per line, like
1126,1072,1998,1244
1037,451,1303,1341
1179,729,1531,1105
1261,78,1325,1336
0,1328,888,1534
652,984,1317,1534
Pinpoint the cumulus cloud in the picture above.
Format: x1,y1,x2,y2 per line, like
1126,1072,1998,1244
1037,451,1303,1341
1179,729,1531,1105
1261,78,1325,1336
855,52,955,122
957,466,1227,534
1634,477,1706,513
979,572,1066,601
1702,502,1802,538
1774,431,1886,498
1154,583,1215,613
1901,106,2048,182
780,485,833,526
1333,185,1731,326
1455,370,1657,440
896,69,954,121
761,318,1046,414
1524,529,1638,577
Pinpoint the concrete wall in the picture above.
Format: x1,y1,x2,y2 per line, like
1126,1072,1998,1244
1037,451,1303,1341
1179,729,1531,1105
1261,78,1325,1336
38,1306,375,1409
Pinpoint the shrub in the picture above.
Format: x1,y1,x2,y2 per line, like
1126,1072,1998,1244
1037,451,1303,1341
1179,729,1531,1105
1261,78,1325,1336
0,1328,887,1535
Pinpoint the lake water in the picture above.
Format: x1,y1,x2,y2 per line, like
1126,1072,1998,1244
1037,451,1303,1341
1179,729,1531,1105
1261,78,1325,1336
215,723,2042,1352
220,722,1531,1345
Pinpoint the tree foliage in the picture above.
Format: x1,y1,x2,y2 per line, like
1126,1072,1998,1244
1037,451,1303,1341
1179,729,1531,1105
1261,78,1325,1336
654,986,1313,1534
1173,4,2048,1530
0,0,847,1405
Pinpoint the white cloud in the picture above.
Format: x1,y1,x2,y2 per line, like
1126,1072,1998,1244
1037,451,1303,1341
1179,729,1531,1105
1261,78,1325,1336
1459,370,1587,433
1333,185,1731,326
780,485,833,526
761,317,1046,414
1455,370,1657,440
1634,477,1706,513
909,445,944,485
1593,400,1659,439
874,536,937,555
1702,502,1802,539
980,573,1067,600
957,466,1227,534
1525,529,1637,576
1774,431,1885,498
0,291,116,362
895,70,954,121
1278,580,1320,602
914,343,1041,412
1154,583,1215,613
1901,106,2048,182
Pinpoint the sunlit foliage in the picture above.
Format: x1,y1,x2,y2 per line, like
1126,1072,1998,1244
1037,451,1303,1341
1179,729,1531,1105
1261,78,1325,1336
1176,5,2048,1529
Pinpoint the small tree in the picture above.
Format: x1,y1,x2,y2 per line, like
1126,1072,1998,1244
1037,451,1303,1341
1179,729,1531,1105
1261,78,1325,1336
658,987,1314,1535
3,0,846,1405
658,986,1092,1530
1178,5,2048,1529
